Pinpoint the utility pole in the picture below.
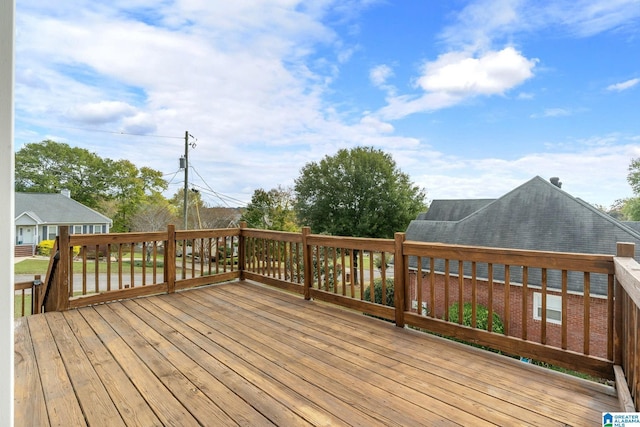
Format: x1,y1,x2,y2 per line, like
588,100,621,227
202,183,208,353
180,131,196,230
183,130,189,230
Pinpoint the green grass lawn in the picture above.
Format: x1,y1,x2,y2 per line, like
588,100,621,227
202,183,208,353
14,259,50,275
15,257,165,275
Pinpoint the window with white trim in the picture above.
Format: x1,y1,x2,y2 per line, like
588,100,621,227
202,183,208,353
73,225,83,234
47,225,57,240
533,292,562,324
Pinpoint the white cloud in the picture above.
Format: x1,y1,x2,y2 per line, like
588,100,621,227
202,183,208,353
438,0,522,50
439,0,640,49
607,78,640,92
68,101,137,125
412,135,640,206
377,47,537,120
416,47,536,96
530,108,572,118
369,64,394,87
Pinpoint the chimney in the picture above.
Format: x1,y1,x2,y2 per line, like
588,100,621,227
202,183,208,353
550,177,562,188
61,189,71,198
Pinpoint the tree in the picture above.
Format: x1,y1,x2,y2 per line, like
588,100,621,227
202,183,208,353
294,147,426,238
104,160,168,231
15,140,168,232
242,186,299,231
169,188,206,230
129,196,178,232
199,207,242,229
621,158,640,220
15,140,108,208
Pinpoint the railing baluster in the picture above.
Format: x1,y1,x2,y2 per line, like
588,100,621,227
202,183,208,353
487,263,493,333
471,261,477,328
459,260,464,325
106,243,112,292
416,256,422,315
95,244,100,293
562,269,568,350
504,264,510,336
430,258,435,319
541,268,547,345
444,259,450,321
584,272,590,355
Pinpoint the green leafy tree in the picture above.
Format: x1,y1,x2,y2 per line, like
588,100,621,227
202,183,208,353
15,140,167,232
294,147,426,238
242,186,299,231
621,158,640,220
15,140,108,208
105,160,167,231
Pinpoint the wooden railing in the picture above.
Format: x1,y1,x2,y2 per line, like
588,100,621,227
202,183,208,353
613,242,640,412
15,224,640,409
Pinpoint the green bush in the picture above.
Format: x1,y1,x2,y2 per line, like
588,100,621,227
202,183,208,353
447,302,504,334
363,278,395,307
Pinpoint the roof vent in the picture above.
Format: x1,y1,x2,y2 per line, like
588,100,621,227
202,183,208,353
550,177,562,188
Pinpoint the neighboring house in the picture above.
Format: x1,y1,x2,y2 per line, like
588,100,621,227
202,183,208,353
15,190,112,257
404,176,640,358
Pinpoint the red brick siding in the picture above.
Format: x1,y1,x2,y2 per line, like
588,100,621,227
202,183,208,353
408,271,609,359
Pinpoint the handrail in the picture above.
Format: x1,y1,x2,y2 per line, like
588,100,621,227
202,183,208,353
613,242,640,411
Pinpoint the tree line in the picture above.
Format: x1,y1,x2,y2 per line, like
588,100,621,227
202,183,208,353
16,141,427,238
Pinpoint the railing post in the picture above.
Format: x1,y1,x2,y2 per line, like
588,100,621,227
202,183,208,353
48,226,70,312
31,274,42,315
239,221,247,280
302,226,312,300
615,242,635,364
394,232,406,327
166,224,176,294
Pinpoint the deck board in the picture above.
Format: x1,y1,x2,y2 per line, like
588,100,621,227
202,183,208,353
15,280,620,426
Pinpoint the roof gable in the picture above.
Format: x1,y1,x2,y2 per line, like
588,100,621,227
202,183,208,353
405,176,640,295
15,192,112,225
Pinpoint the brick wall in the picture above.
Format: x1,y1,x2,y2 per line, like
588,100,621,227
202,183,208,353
408,271,609,359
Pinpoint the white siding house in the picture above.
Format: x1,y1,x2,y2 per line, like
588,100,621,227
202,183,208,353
14,190,112,256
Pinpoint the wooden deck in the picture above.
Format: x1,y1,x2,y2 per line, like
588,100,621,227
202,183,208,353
15,280,620,426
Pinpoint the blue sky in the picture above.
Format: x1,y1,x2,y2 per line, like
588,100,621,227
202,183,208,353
14,0,640,208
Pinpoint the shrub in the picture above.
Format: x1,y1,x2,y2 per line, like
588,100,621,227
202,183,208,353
37,240,79,257
447,302,504,334
37,240,55,256
363,278,395,307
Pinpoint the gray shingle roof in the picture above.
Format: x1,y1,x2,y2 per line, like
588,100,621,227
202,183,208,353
405,176,640,295
15,192,112,225
418,199,495,221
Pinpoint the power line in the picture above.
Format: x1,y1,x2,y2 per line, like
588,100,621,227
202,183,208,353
189,165,248,207
48,124,184,139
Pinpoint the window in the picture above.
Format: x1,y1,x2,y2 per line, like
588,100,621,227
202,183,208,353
533,292,562,324
47,225,57,240
411,300,428,315
94,224,103,234
73,225,83,234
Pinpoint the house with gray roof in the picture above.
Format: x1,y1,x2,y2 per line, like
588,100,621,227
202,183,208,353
404,176,640,357
15,190,112,256
406,176,640,296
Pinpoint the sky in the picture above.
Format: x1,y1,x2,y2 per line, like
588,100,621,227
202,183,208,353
14,0,640,209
